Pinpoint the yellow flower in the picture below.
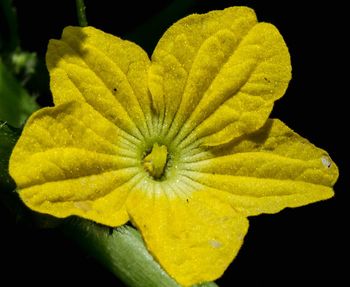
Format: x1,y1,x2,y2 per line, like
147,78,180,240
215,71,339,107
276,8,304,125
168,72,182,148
9,7,338,286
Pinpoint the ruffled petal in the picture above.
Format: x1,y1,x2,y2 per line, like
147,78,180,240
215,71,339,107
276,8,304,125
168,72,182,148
149,7,291,147
126,179,248,286
9,101,144,226
46,26,152,139
181,119,338,216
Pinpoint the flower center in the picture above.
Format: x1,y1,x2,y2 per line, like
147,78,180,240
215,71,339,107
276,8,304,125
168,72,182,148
143,143,168,180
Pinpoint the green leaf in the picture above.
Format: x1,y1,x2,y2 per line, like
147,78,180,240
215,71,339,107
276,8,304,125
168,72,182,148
0,121,19,190
0,59,39,127
10,50,37,78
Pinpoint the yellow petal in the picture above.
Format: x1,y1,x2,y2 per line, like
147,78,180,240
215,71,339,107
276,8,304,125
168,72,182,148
181,119,338,216
127,179,248,286
149,7,291,147
9,101,143,226
46,26,152,139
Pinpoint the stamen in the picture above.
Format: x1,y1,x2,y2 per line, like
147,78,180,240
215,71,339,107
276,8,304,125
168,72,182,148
143,144,168,179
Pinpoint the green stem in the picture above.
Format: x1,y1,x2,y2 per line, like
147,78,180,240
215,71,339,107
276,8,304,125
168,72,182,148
0,0,20,51
75,0,88,27
62,218,219,287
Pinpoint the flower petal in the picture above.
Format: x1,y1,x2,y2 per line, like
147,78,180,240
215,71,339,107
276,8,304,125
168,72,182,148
149,7,291,147
181,119,338,216
46,26,152,139
9,101,143,226
127,182,248,286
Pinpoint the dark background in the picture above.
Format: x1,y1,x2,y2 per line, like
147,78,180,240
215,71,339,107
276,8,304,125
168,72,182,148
1,0,347,286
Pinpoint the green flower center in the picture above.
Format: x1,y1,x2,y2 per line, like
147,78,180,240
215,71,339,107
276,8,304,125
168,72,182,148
143,143,168,180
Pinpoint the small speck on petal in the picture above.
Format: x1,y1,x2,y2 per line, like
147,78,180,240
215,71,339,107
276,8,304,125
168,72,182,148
321,156,332,168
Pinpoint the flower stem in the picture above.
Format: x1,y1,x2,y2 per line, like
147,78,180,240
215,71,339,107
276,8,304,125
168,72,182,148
75,0,88,27
61,218,219,287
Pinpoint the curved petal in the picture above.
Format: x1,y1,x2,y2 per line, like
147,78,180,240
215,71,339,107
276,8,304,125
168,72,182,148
148,7,291,147
9,101,143,226
181,119,338,216
46,26,152,139
127,180,248,286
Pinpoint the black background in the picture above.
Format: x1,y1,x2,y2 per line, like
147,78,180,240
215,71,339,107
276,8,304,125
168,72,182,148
1,0,347,286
